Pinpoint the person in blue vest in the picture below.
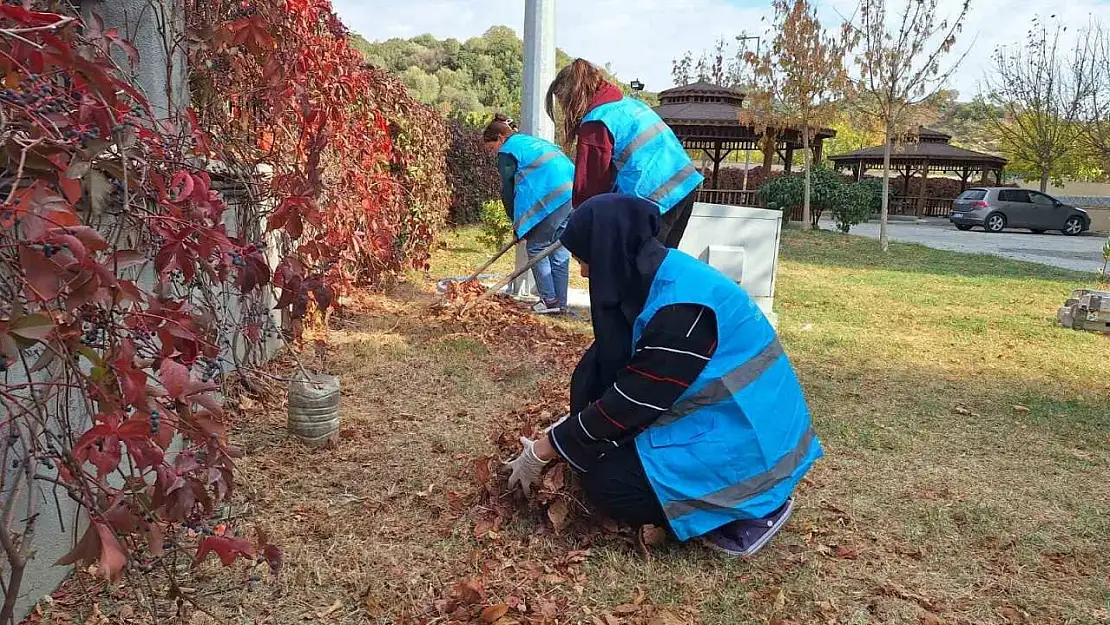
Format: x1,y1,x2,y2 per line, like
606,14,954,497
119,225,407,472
484,114,574,314
505,194,822,556
545,59,703,248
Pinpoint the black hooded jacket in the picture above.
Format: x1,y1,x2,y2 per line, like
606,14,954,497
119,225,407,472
548,195,718,473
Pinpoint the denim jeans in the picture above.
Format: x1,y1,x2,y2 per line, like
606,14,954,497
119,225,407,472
525,207,571,308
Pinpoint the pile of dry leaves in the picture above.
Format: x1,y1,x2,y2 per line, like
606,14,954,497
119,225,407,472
433,280,587,369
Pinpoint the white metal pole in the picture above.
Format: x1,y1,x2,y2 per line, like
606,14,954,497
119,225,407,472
512,0,556,297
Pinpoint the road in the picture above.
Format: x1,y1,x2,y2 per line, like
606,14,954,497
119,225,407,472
840,218,1108,274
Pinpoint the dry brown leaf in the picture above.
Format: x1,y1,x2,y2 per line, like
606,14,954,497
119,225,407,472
540,602,559,618
547,499,570,533
474,457,493,484
316,599,343,618
834,545,859,560
648,610,689,625
770,589,786,619
641,525,667,547
481,604,510,623
603,615,621,625
84,603,108,625
452,579,484,605
998,606,1026,623
614,604,640,615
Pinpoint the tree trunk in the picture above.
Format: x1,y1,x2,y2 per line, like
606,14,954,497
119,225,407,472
802,126,812,231
880,121,892,252
1039,168,1050,193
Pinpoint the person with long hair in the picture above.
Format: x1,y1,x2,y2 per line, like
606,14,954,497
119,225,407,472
483,113,574,314
504,194,822,557
545,59,703,248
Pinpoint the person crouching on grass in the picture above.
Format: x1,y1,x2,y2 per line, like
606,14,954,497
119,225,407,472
505,193,822,557
483,114,573,315
545,59,703,249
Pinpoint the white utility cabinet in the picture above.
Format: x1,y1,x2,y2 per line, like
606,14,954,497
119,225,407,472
677,202,783,322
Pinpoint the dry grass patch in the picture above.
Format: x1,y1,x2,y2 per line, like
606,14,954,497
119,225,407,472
27,229,1110,625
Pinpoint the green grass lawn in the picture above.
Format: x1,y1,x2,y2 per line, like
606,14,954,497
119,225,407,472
66,228,1106,625
422,227,1110,624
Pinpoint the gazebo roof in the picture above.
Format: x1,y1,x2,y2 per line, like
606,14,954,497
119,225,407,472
655,81,747,124
830,126,1007,171
653,81,835,148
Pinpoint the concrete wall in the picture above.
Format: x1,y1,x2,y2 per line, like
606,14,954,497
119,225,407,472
1083,207,1110,233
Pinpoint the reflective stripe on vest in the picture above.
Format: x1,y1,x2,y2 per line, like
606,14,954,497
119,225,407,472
514,183,572,235
651,338,785,428
582,98,703,213
498,134,575,238
662,426,817,520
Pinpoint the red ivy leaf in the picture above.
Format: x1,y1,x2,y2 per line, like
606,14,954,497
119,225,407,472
19,245,64,300
55,521,128,581
168,171,195,203
196,536,254,567
158,359,191,399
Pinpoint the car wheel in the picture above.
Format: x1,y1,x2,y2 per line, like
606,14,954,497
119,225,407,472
1030,229,1046,234
1062,216,1084,236
955,224,973,231
985,213,1007,233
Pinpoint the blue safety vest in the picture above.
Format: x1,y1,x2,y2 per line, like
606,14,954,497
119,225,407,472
498,133,575,238
581,98,704,214
632,250,823,542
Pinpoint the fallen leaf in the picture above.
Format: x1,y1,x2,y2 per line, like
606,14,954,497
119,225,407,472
316,600,343,618
547,499,570,533
770,589,786,619
481,604,509,623
474,519,494,539
540,602,558,618
920,612,943,625
1013,405,1030,414
603,615,620,625
998,606,1026,623
834,545,859,560
641,525,667,547
648,610,689,625
474,456,493,484
614,604,640,615
452,579,483,605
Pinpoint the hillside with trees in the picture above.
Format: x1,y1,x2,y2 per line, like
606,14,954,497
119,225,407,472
351,28,656,126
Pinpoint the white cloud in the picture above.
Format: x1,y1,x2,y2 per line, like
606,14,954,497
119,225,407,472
334,0,1110,99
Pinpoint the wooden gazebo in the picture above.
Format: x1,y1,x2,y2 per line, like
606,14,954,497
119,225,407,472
828,127,1008,216
653,81,836,206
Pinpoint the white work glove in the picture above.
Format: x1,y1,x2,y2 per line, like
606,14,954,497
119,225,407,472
505,436,550,498
545,413,570,434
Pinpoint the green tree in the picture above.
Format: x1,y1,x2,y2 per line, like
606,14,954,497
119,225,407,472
982,17,1090,192
758,0,851,230
353,29,650,122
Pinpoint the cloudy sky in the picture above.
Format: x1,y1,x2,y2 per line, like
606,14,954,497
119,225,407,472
333,0,1108,99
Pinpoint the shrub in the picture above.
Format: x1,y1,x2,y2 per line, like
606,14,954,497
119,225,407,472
832,182,878,233
478,200,514,252
446,121,501,225
758,166,843,228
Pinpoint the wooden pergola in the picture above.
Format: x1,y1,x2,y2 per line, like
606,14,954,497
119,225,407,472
829,127,1009,216
653,81,836,205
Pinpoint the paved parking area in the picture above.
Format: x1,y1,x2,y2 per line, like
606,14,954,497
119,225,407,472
840,218,1108,273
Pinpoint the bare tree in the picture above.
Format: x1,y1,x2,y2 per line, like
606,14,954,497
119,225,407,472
672,51,694,86
1079,19,1110,166
982,17,1091,192
849,0,971,251
756,0,851,230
